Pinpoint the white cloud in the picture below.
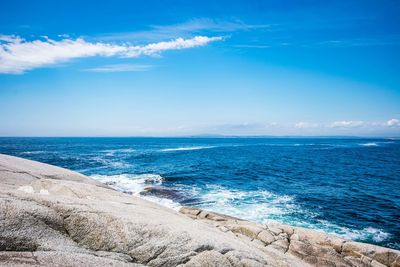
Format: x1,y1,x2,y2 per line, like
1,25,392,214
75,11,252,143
330,120,364,128
387,118,400,127
84,64,153,72
294,122,319,128
0,35,222,74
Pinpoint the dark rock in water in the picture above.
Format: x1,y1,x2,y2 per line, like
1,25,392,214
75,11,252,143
140,186,201,205
143,175,163,184
141,186,179,197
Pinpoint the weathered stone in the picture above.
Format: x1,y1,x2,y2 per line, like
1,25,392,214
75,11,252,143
217,225,229,232
230,224,263,239
257,230,276,245
179,204,400,267
206,213,228,221
252,238,266,247
180,207,202,217
388,252,399,266
371,260,387,267
316,258,337,267
343,256,369,267
289,240,314,257
268,226,283,235
183,251,232,266
391,255,400,267
198,211,209,219
342,242,366,258
325,237,345,253
272,239,289,251
277,232,289,240
279,224,295,235
303,255,318,265
240,258,266,267
0,251,142,267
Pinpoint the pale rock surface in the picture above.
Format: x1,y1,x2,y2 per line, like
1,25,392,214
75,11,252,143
179,207,400,267
0,154,399,266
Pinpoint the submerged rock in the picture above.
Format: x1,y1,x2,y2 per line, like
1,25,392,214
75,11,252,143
0,153,399,267
140,186,201,205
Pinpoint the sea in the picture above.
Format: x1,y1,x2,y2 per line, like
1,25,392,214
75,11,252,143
0,137,399,249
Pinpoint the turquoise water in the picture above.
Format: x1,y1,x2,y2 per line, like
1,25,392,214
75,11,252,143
0,137,399,249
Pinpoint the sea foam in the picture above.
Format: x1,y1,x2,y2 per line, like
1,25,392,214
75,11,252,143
91,173,181,210
193,185,391,244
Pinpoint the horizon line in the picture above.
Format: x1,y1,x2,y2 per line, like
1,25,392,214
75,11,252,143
0,135,398,139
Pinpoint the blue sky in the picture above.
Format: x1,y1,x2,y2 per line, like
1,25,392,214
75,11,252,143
0,0,399,136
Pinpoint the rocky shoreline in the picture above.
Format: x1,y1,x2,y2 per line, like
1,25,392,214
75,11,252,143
0,154,399,267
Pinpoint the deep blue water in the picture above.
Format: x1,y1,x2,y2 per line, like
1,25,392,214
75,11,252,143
0,137,399,249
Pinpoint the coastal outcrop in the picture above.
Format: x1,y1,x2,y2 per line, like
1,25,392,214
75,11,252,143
179,207,400,267
0,154,399,266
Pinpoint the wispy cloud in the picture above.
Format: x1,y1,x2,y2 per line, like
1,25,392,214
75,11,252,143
84,64,153,73
315,36,400,47
99,18,271,41
295,119,400,130
214,122,263,130
330,120,365,128
232,44,270,49
0,35,222,74
294,122,319,129
387,118,400,127
152,18,271,32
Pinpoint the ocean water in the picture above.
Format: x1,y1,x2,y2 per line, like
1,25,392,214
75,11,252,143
0,137,399,249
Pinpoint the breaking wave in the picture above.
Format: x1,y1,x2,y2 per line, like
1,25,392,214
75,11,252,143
160,146,215,152
20,151,47,155
359,142,379,147
193,185,391,244
101,148,136,156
